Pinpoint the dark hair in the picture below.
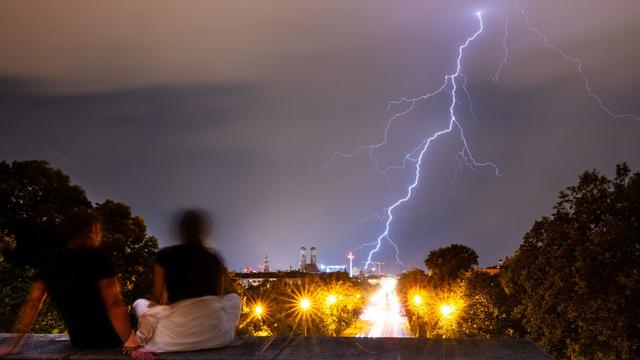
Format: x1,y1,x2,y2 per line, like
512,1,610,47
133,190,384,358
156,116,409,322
178,209,212,245
62,210,102,247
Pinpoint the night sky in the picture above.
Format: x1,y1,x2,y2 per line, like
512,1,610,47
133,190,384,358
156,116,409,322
1,0,639,273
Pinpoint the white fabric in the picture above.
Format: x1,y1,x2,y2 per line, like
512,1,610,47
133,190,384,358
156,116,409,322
133,294,241,353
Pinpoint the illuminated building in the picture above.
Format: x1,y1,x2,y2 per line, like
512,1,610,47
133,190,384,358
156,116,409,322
310,247,317,265
299,246,307,270
300,246,320,274
321,265,347,273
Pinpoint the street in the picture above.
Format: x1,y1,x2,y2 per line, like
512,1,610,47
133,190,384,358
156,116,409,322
345,277,410,337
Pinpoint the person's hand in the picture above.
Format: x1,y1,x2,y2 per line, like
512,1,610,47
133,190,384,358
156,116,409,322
123,331,142,349
129,348,156,360
122,331,143,357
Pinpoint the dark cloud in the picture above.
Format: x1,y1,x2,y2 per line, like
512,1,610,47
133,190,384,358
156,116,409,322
1,1,639,272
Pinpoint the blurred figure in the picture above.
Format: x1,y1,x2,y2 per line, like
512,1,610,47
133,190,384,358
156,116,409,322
0,211,149,359
132,209,240,353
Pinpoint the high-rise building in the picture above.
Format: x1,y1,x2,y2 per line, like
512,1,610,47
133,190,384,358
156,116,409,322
299,246,307,270
263,253,270,273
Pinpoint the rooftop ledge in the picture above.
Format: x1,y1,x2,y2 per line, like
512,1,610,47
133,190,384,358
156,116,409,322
1,334,554,360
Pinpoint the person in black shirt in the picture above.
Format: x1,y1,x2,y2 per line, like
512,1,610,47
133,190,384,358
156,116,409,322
150,209,226,305
131,209,240,353
40,246,122,348
0,211,150,360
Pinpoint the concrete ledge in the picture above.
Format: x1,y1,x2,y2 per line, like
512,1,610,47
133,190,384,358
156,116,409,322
1,334,554,359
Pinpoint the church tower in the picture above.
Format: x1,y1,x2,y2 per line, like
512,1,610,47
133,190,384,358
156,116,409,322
310,247,318,265
299,246,307,271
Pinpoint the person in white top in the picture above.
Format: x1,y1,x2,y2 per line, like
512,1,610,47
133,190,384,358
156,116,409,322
132,210,241,354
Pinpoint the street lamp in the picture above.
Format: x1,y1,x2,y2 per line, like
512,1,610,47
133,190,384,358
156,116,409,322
254,304,264,319
299,298,311,336
409,290,426,337
412,294,423,306
439,304,455,319
300,298,311,310
326,294,337,305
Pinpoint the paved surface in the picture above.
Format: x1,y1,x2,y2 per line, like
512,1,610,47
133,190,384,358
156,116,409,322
344,278,410,337
1,334,554,359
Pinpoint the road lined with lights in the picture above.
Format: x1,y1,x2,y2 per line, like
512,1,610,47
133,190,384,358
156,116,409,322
352,278,409,337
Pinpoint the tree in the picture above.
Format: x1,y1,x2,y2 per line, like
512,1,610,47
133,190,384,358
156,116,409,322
0,161,158,332
396,267,465,338
425,244,478,286
94,200,158,303
502,164,640,360
0,160,91,266
456,271,523,338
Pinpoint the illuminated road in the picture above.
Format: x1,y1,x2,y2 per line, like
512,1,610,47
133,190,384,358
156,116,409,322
348,278,410,337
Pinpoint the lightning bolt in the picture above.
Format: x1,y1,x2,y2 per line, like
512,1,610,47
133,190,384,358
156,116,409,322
493,17,510,83
323,4,639,270
322,12,498,269
511,2,639,121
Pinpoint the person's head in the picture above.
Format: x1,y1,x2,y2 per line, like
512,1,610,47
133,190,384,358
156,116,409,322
62,210,103,248
177,209,212,245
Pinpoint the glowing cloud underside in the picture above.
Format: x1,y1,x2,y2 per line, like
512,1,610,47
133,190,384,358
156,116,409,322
323,4,639,270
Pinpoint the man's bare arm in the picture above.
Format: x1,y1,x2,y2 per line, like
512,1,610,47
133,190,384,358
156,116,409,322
0,281,47,356
98,277,133,343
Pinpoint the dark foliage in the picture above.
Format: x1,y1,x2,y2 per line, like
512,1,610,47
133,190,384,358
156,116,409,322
456,271,524,338
424,243,478,286
0,161,158,332
502,164,640,359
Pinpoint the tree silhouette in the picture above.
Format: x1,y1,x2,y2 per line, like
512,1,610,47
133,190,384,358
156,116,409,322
0,161,158,332
502,163,640,359
424,243,478,286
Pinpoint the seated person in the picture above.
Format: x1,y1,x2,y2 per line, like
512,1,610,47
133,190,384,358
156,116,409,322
0,211,147,359
132,209,240,353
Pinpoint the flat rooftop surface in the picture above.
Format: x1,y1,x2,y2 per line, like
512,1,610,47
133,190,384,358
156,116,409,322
1,334,554,359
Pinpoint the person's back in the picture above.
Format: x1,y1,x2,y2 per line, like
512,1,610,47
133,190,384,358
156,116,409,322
1,211,145,359
155,243,223,304
133,209,241,353
40,247,121,347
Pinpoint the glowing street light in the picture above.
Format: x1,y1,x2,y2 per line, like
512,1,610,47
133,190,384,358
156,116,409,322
326,294,337,305
254,304,264,318
299,298,312,336
408,290,427,337
412,294,423,306
300,298,311,311
439,304,455,318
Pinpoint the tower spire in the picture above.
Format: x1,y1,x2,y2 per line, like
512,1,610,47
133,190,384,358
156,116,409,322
263,253,270,272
